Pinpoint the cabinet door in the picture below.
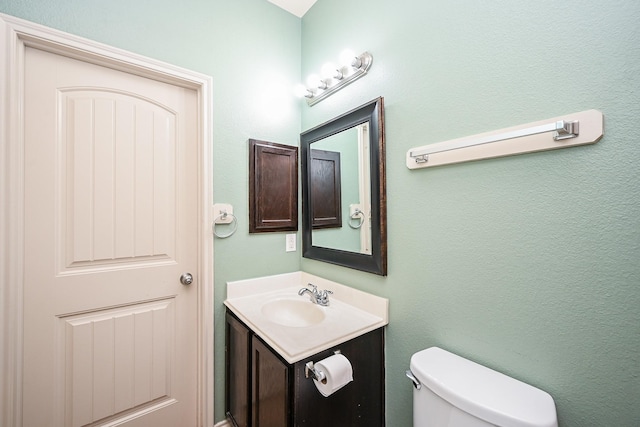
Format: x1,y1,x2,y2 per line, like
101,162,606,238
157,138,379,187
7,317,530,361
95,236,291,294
252,336,291,427
293,328,385,426
249,139,298,233
226,312,252,427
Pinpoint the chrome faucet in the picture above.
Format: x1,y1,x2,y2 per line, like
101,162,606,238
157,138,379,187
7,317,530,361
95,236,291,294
298,283,333,306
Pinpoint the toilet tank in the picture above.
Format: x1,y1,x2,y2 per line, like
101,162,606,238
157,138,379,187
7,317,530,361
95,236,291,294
408,347,557,427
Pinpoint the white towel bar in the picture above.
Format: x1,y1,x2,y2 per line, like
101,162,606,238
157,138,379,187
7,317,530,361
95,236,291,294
406,110,603,169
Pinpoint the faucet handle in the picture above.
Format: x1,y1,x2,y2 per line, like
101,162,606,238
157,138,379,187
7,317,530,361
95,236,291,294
307,283,317,292
317,289,333,306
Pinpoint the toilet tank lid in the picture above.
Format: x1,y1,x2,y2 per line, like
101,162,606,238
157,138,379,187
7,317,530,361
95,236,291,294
410,347,557,427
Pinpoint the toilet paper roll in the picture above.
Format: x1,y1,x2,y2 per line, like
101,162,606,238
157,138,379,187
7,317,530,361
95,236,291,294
313,353,353,397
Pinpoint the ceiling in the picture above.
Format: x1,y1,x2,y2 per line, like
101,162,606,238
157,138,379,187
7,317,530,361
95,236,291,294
267,0,318,17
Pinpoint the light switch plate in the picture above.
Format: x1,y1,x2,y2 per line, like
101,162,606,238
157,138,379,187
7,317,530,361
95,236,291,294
286,234,296,252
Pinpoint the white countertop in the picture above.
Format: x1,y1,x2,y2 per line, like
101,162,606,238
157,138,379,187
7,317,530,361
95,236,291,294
225,271,389,364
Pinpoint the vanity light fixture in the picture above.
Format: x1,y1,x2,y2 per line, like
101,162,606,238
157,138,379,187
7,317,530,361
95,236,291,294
299,51,373,106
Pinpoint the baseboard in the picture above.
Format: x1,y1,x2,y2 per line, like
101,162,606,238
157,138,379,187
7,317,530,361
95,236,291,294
214,420,231,427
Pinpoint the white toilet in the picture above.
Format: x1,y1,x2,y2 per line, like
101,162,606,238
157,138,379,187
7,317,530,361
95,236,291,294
407,347,558,427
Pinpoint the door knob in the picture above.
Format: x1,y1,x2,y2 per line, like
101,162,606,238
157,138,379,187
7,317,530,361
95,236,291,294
180,273,193,286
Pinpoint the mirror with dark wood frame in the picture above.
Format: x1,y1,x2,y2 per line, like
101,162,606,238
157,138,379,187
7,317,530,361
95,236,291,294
300,97,386,275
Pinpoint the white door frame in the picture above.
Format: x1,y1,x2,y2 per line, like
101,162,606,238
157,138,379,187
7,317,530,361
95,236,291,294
0,14,215,427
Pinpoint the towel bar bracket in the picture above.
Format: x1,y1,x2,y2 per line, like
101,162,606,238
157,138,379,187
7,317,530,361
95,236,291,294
554,120,579,141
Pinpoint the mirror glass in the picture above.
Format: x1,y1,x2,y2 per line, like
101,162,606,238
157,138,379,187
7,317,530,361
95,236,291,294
301,97,386,275
310,123,371,254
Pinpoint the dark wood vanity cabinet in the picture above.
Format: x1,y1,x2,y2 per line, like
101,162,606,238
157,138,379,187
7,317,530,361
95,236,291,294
226,311,252,427
251,336,290,426
225,310,385,427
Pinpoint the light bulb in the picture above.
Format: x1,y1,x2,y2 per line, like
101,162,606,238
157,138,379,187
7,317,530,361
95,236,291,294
306,74,321,88
351,55,363,69
308,73,329,90
321,62,342,80
339,49,356,67
294,84,313,98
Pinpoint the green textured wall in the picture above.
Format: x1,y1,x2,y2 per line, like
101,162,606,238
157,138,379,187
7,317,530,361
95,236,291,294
3,0,639,426
0,0,301,423
300,1,640,426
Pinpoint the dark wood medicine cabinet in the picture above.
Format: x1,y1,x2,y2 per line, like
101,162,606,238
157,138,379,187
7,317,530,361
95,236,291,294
249,139,298,233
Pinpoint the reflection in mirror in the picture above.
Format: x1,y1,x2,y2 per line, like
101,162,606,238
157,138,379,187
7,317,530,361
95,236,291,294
311,123,371,255
310,147,342,230
301,97,386,275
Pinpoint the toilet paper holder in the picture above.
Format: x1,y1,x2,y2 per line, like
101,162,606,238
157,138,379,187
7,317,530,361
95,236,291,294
305,350,341,383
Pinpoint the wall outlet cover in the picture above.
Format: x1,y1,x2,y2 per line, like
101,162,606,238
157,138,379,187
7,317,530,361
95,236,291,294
286,234,296,252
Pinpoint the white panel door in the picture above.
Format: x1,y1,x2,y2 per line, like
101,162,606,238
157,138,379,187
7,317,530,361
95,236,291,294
23,46,198,427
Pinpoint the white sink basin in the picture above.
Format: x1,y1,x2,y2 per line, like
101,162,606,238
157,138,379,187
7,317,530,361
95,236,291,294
225,272,388,363
261,298,325,327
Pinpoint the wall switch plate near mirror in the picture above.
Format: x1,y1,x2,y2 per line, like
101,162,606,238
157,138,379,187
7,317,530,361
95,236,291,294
301,97,386,275
286,234,296,252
